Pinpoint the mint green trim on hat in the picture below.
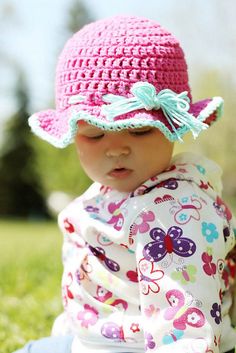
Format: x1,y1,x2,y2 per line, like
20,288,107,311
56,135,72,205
28,96,223,149
69,84,208,141
28,114,78,148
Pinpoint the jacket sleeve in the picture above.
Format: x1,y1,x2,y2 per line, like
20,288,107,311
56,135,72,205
132,189,236,353
52,205,87,336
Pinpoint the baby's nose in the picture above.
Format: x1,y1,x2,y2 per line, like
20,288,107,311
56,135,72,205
106,145,131,157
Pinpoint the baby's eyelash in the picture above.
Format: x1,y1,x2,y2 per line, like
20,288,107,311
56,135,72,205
87,134,104,139
130,128,153,136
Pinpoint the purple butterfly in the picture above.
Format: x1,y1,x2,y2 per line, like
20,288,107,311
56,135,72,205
101,322,135,343
101,322,125,342
143,226,196,263
89,246,120,272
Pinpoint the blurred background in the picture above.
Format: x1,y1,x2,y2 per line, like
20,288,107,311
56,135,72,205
0,0,236,351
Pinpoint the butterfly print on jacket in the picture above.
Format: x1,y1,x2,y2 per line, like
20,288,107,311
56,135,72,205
164,289,205,330
143,226,196,263
89,246,120,272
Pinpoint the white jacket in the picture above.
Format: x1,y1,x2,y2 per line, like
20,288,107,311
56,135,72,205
52,153,236,353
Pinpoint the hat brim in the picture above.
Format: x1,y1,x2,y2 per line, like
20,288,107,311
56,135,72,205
28,97,223,148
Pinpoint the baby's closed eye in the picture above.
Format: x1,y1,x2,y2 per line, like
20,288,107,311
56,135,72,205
129,127,153,136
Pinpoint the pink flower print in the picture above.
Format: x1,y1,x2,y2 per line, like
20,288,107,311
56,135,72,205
77,304,99,328
130,211,155,238
107,199,127,231
130,323,140,333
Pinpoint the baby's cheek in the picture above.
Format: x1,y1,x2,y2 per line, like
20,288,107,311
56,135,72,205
77,148,84,157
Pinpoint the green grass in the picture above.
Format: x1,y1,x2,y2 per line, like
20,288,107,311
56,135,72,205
0,220,63,353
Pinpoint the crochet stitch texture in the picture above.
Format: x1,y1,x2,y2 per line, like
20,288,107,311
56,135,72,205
29,15,223,147
57,16,190,110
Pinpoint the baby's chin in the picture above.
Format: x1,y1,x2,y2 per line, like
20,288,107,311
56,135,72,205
111,185,137,193
100,180,140,193
103,178,148,194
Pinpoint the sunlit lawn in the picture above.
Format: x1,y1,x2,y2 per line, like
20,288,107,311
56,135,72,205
0,220,63,353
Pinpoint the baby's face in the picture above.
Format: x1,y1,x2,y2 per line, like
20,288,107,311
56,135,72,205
75,122,174,193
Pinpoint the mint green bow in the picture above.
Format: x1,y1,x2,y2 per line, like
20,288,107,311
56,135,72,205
101,82,208,140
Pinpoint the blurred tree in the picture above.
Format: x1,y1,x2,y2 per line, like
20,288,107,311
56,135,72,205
32,0,92,202
67,0,93,33
0,72,50,218
33,138,91,198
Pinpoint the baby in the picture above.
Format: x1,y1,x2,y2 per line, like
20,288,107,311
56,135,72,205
14,15,236,353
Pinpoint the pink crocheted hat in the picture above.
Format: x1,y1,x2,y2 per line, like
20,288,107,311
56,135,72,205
29,15,223,148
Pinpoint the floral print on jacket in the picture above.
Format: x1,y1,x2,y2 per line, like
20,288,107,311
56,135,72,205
52,153,236,353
